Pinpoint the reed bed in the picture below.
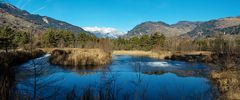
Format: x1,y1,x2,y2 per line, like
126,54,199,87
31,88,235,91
210,70,240,99
49,49,112,66
0,50,45,68
113,50,172,59
113,50,211,61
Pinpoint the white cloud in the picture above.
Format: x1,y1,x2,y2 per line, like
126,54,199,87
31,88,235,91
20,0,31,9
83,26,126,35
32,6,46,13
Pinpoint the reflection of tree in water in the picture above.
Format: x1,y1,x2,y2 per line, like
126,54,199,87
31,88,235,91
61,55,217,100
60,64,106,71
130,57,150,100
127,56,216,100
13,55,64,99
0,66,15,100
82,67,121,100
128,56,211,78
61,65,108,76
64,65,123,100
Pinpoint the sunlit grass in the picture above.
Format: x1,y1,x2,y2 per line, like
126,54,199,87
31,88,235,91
210,70,240,99
113,50,211,60
49,48,112,66
0,50,45,67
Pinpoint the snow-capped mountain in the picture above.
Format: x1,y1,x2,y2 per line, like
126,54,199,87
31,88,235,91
83,27,126,38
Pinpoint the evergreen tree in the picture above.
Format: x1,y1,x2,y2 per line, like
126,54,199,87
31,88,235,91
13,31,30,47
0,27,15,52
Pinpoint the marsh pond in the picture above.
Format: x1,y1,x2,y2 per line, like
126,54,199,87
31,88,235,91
11,54,217,100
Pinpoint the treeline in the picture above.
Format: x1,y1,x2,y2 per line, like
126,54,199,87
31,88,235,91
0,27,113,52
113,32,165,50
41,28,97,48
1,27,240,54
113,33,240,52
39,28,113,52
0,27,30,52
211,34,240,70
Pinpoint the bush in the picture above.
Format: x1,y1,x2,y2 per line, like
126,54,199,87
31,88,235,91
49,49,111,67
0,50,45,69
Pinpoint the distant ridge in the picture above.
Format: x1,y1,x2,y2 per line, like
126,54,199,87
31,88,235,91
127,17,240,38
127,21,201,37
0,3,90,34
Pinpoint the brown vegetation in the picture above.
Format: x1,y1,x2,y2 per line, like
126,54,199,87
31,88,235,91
49,48,112,66
209,34,240,100
113,50,172,59
210,71,240,99
0,49,45,100
168,53,212,63
0,50,45,68
113,50,211,62
0,63,15,100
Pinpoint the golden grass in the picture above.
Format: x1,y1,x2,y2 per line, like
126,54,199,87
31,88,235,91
49,48,111,66
210,70,240,99
175,51,212,56
113,50,172,59
0,50,45,68
113,50,211,60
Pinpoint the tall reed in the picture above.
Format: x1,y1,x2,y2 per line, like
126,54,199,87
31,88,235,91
50,49,112,66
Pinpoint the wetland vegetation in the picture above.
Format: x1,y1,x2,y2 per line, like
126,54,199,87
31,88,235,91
1,25,239,100
1,1,240,100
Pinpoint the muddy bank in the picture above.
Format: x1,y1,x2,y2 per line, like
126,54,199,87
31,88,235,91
49,49,112,66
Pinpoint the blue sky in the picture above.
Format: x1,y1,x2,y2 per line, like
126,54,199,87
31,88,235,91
6,0,240,32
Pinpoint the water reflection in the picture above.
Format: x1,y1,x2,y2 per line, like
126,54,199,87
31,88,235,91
114,55,210,77
13,54,64,99
1,55,217,99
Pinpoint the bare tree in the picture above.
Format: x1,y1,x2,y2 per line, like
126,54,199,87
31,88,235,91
212,34,240,70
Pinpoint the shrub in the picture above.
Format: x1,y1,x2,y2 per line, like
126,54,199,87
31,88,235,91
0,50,45,69
49,49,111,67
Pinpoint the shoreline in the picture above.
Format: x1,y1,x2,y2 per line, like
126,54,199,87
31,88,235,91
0,50,46,68
113,50,212,62
3,49,238,99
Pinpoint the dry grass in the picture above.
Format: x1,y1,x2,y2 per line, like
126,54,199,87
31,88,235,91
210,70,240,99
113,50,172,59
41,48,60,53
174,51,212,56
49,48,111,66
0,50,45,68
113,50,211,60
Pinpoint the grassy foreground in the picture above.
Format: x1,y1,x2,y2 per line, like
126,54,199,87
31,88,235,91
49,48,112,66
210,71,240,99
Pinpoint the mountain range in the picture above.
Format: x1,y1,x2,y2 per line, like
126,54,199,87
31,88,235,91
83,27,126,38
0,3,89,34
1,2,240,38
127,17,240,38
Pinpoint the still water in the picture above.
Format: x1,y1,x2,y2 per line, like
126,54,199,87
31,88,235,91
14,54,216,100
